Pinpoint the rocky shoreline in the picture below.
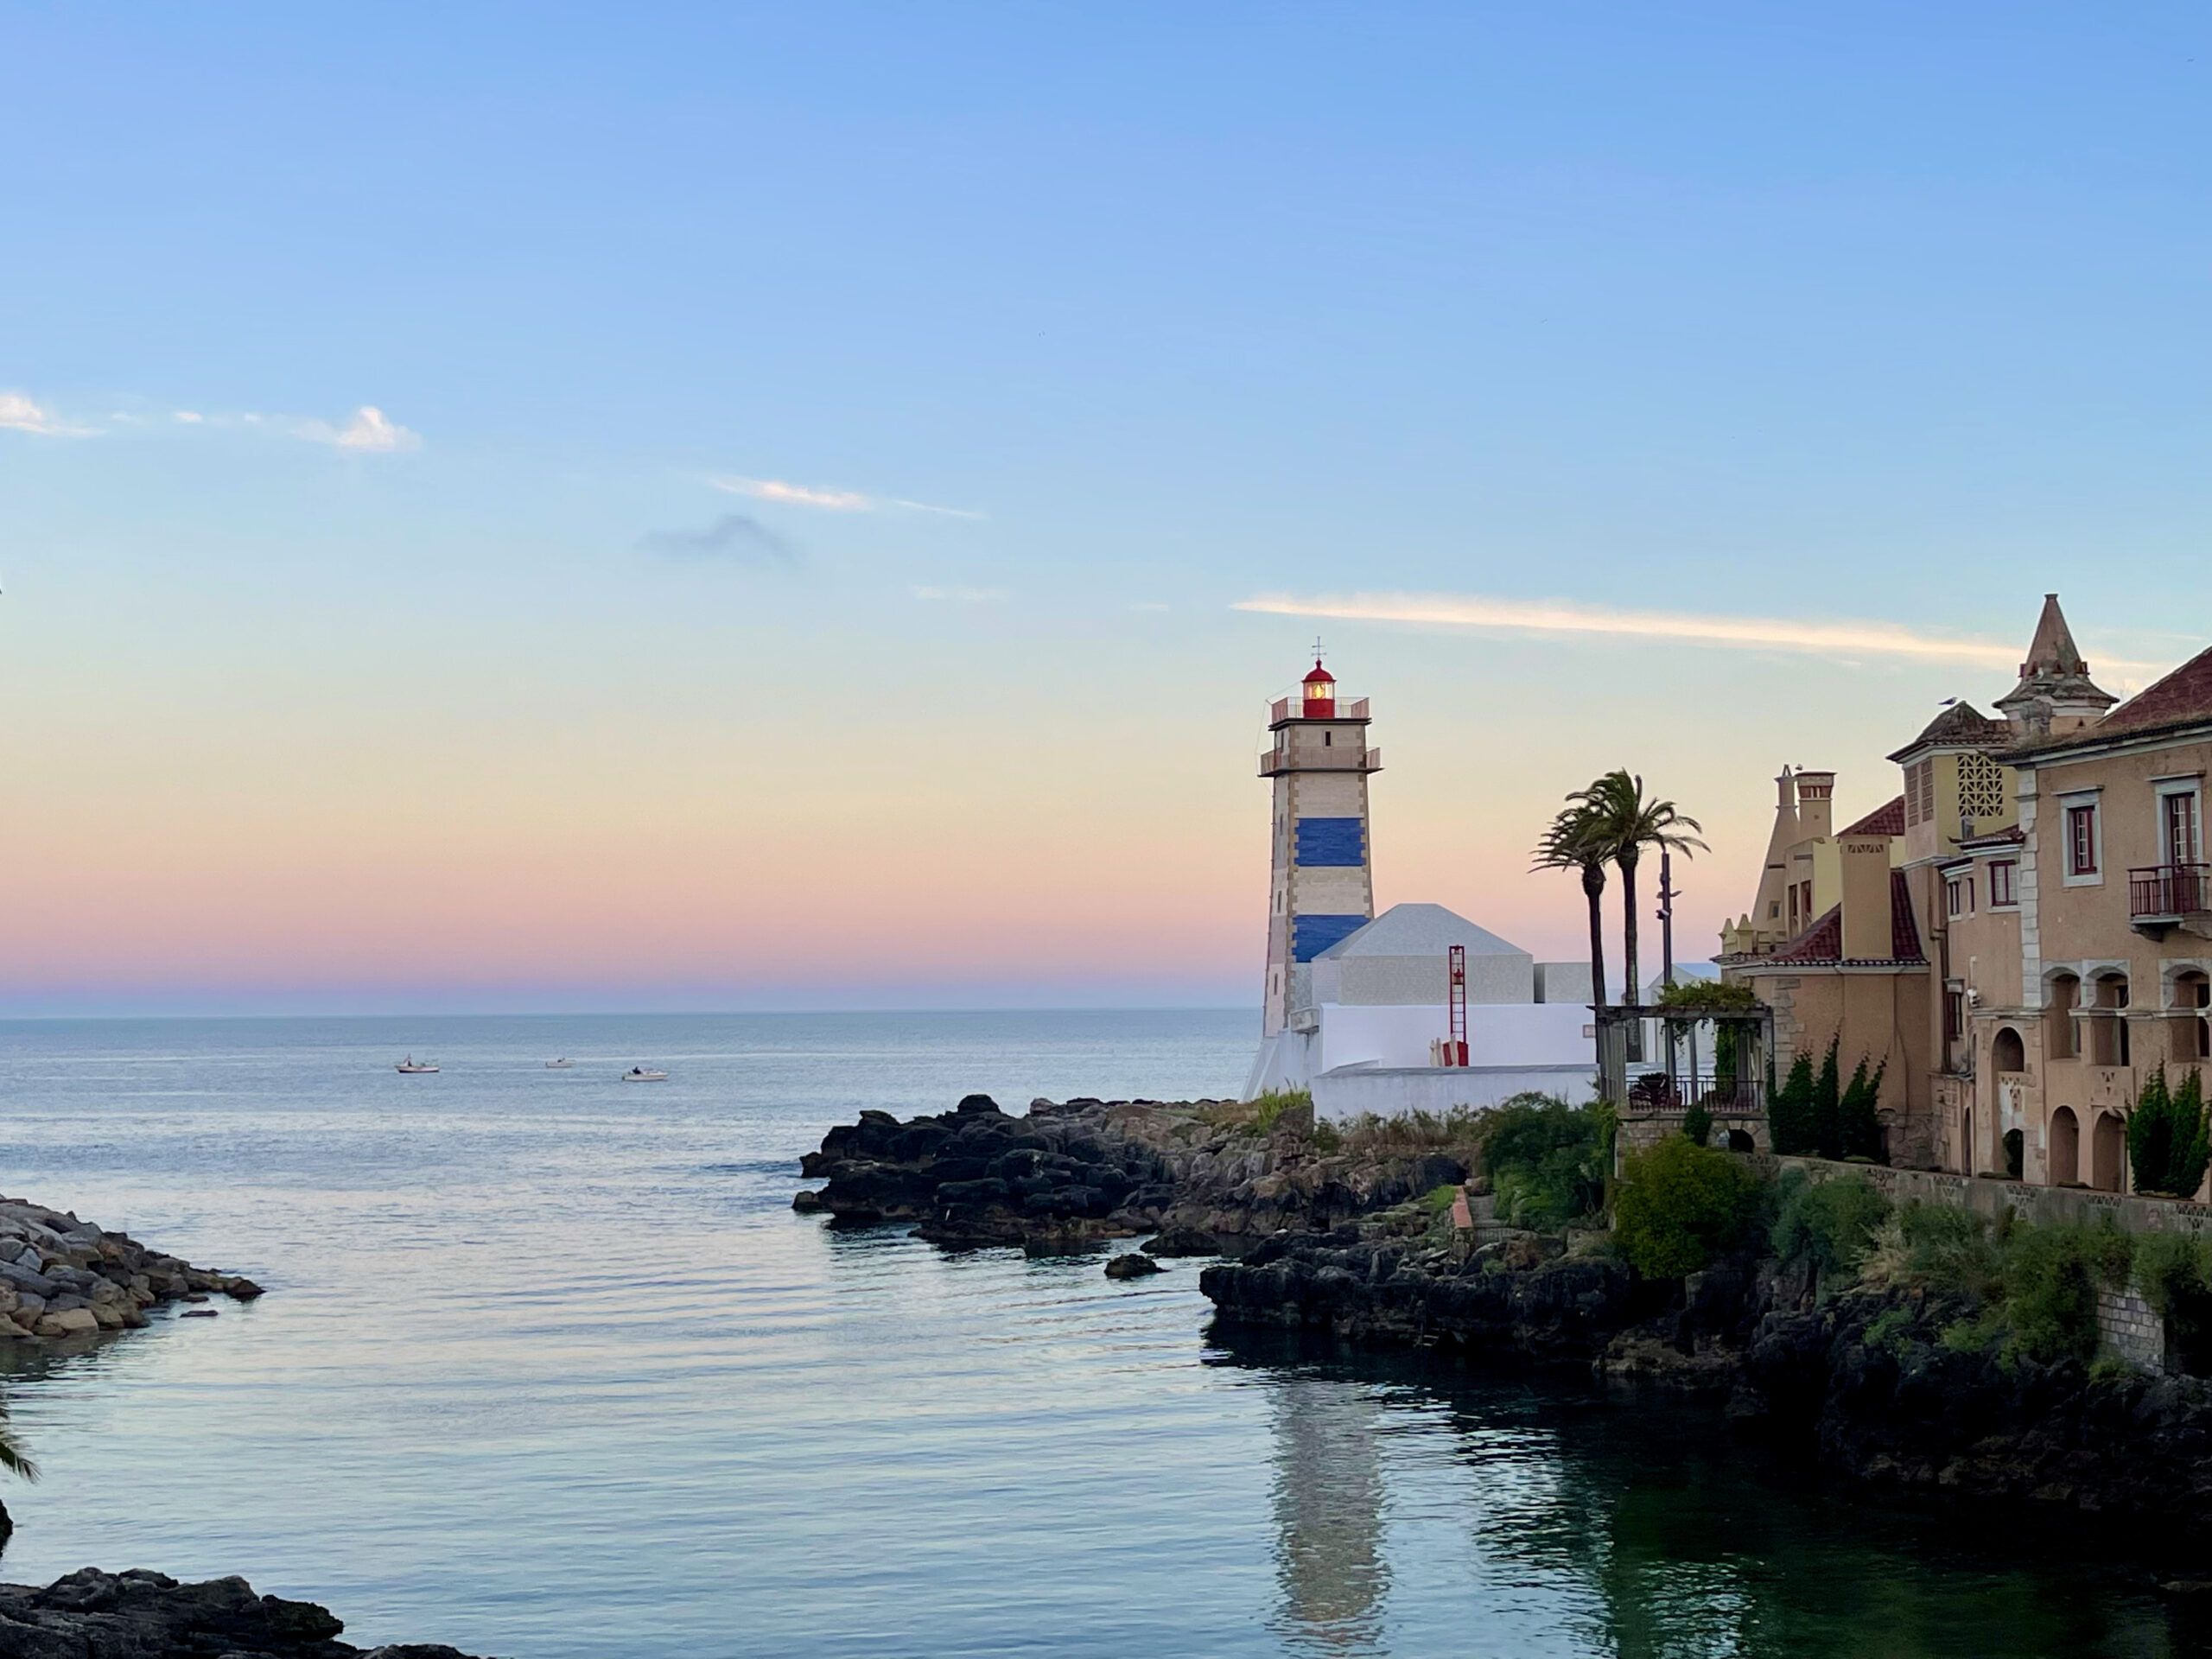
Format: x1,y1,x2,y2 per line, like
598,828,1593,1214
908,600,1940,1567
0,1196,261,1343
795,1094,1465,1254
0,1567,486,1657
1200,1233,2212,1523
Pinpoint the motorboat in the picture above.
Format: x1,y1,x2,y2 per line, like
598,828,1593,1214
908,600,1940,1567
544,1058,575,1070
620,1066,669,1083
396,1057,439,1074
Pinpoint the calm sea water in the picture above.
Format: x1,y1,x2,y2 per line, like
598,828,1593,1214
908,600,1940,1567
0,1009,2197,1658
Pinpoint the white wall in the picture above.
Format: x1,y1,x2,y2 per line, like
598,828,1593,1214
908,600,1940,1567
1313,1065,1597,1121
1316,1001,1592,1074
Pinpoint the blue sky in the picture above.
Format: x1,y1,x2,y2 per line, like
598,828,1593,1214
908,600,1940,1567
1,3,2206,1012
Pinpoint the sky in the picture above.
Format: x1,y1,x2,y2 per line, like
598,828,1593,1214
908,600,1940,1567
1,3,2207,1014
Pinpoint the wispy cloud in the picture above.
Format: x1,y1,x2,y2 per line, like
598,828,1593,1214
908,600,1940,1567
912,585,1007,604
639,513,800,569
298,406,422,453
1235,589,2164,675
712,476,871,512
0,391,93,437
710,475,982,518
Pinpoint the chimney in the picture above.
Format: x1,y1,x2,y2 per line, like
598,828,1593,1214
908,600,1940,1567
1794,770,1835,842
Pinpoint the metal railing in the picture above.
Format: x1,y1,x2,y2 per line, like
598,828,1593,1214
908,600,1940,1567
1268,695,1371,724
2131,863,2211,919
1625,1071,1767,1116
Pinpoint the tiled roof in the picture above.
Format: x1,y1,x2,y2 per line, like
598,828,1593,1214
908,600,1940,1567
1768,905,1842,963
1890,869,1925,961
2087,644,2212,739
1885,702,2011,762
1758,870,1925,967
1841,796,1905,836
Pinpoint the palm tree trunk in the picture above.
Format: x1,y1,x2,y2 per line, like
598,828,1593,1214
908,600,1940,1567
1619,849,1641,1009
1581,862,1609,1007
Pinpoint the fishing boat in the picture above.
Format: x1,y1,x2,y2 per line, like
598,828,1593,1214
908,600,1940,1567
543,1058,575,1070
620,1065,668,1083
396,1057,439,1074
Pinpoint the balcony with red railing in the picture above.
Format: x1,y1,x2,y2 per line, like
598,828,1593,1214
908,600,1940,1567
2131,863,2212,935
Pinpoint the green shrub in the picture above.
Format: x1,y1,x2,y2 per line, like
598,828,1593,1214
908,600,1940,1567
1838,1059,1886,1164
1864,1305,1916,1355
2131,1066,2211,1198
1480,1096,1606,1227
1811,1038,1842,1160
1770,1052,1816,1155
1860,1201,2003,1300
1681,1103,1713,1147
2004,1223,2133,1365
1246,1088,1313,1135
2135,1230,2212,1372
1612,1135,1764,1279
1655,979,1760,1013
1421,1182,1461,1215
1771,1170,1891,1281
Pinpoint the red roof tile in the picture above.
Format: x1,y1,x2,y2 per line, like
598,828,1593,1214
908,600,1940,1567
1758,869,1925,966
1841,796,1906,837
2088,645,2212,739
1890,869,1924,962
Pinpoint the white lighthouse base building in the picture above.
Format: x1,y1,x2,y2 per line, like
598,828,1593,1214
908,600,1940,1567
1243,903,1598,1118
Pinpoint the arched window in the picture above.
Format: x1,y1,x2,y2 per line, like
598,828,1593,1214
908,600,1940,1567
2003,1128,2024,1181
2050,1106,2081,1186
1993,1027,2025,1073
2046,974,2080,1061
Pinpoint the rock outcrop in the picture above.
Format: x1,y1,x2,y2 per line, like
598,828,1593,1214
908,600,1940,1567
0,1567,486,1657
797,1095,1467,1253
1202,1232,2212,1524
0,1196,263,1342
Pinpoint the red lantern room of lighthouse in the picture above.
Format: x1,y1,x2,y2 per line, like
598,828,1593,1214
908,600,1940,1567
1301,658,1337,719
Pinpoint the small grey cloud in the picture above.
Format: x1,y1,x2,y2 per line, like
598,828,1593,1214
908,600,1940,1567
639,513,801,568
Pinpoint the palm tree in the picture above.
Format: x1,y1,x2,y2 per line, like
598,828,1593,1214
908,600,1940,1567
1578,771,1707,1010
1533,803,1611,1007
0,1405,37,1484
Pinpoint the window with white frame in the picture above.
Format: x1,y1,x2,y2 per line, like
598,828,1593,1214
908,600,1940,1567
2062,796,2102,883
1988,859,2017,906
1946,874,1972,918
2158,782,2202,867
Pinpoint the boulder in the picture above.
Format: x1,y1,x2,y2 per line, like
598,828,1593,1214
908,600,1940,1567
1142,1227,1220,1258
790,1190,826,1213
1104,1254,1164,1280
0,1567,489,1657
33,1308,99,1337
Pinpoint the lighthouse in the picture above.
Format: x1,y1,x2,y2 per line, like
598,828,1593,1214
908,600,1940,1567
1252,654,1382,1078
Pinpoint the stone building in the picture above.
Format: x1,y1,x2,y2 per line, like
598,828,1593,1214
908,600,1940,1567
1720,594,2212,1192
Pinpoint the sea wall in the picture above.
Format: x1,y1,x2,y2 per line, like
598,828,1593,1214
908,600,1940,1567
0,1196,260,1341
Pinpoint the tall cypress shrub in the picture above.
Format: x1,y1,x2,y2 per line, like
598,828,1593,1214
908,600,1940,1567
1812,1038,1843,1161
1839,1059,1885,1163
1770,1052,1815,1155
2131,1066,2177,1195
2172,1070,2212,1199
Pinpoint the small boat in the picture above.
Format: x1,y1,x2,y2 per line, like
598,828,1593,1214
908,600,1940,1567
396,1057,439,1074
544,1058,575,1070
620,1066,668,1083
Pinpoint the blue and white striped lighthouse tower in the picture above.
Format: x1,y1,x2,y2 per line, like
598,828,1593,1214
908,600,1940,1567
1248,653,1381,1093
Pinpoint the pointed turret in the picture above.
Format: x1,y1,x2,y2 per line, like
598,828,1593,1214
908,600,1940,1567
1995,594,2115,737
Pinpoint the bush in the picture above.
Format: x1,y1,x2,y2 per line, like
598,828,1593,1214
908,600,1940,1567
1771,1170,1891,1281
1838,1059,1886,1164
1246,1089,1313,1135
1860,1201,2003,1300
1655,979,1760,1013
2003,1223,2133,1365
2131,1066,2211,1198
2136,1230,2212,1373
1811,1038,1843,1160
1770,1052,1815,1155
1612,1135,1764,1279
1681,1103,1713,1147
1480,1096,1606,1228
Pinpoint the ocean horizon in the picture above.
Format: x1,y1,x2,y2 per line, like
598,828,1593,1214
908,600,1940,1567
0,1010,2185,1656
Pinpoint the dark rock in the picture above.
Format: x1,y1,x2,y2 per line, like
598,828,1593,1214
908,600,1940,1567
181,1308,219,1319
1105,1253,1164,1280
790,1190,826,1212
0,1567,490,1657
955,1094,1002,1115
1143,1227,1220,1258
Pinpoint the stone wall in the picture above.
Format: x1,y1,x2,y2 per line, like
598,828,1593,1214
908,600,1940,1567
1751,1154,2212,1243
2095,1286,2167,1372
